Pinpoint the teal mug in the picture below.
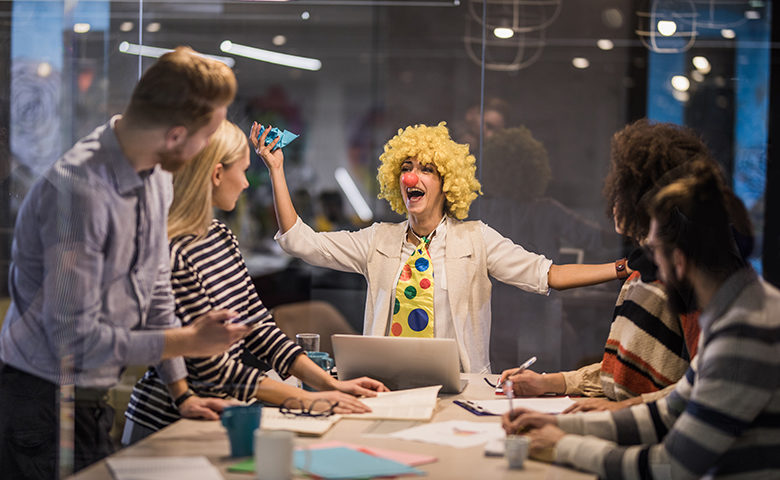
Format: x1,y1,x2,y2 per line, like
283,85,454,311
221,404,262,457
303,351,334,391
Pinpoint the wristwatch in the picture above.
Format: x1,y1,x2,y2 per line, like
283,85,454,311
173,388,196,408
615,258,629,280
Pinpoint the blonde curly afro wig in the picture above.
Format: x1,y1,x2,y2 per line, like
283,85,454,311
377,122,482,220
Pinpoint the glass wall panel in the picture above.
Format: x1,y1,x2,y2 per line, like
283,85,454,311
0,0,774,474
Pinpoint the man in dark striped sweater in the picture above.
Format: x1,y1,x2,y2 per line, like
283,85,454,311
502,165,780,479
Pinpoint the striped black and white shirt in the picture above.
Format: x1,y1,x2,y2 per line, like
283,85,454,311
554,268,780,479
125,219,303,432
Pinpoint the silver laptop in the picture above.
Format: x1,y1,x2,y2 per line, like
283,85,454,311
331,334,468,394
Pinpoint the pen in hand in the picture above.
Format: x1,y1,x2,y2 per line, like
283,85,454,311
510,356,537,378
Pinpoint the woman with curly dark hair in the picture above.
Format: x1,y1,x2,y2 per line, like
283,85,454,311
500,119,752,412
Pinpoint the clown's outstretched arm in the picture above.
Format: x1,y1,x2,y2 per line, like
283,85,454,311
547,262,628,290
250,122,297,234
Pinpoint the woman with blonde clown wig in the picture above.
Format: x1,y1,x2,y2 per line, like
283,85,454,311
253,121,628,374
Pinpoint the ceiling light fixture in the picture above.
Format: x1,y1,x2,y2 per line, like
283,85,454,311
118,42,235,68
692,56,711,74
596,39,614,50
657,20,677,36
335,167,373,222
73,23,91,34
493,27,514,39
572,57,590,69
220,40,321,71
671,75,690,92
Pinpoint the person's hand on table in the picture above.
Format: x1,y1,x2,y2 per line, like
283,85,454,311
179,395,241,421
501,407,557,434
333,377,390,397
526,424,566,462
563,396,640,413
305,390,372,414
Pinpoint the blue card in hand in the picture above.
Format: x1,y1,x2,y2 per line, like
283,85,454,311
256,125,299,151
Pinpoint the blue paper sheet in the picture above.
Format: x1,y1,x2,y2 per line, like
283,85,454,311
256,125,299,151
293,446,423,479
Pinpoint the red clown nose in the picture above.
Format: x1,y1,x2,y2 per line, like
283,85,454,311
401,172,418,187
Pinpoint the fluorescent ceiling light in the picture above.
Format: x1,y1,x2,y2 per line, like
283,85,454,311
73,23,91,33
118,42,236,68
335,167,373,222
721,28,736,39
220,40,321,71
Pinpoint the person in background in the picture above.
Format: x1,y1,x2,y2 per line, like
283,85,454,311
503,163,780,479
480,125,612,372
0,47,249,478
122,121,387,445
452,97,510,148
499,120,754,413
253,121,631,374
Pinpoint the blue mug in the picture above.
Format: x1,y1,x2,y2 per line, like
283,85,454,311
303,352,334,391
221,404,262,457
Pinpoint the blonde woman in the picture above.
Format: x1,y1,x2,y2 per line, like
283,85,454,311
122,120,386,444
253,121,629,374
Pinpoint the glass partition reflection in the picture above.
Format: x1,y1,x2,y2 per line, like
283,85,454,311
0,0,772,475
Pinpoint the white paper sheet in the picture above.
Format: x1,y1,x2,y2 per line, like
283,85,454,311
342,385,442,421
387,420,505,448
470,396,575,415
107,456,223,480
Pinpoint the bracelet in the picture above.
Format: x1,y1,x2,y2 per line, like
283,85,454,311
615,258,629,280
173,388,195,408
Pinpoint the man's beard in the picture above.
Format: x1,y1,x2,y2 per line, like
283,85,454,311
665,270,698,316
158,144,188,172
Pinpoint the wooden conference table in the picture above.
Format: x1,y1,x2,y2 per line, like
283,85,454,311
71,374,595,479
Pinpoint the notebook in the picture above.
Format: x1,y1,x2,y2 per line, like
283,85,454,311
331,335,467,394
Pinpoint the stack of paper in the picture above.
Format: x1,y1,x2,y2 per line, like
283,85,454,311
261,407,341,436
387,420,506,448
107,456,223,480
342,385,442,421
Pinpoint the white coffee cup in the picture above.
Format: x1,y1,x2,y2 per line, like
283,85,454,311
505,434,529,469
254,430,294,480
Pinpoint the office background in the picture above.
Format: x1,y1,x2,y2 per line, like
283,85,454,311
0,0,778,377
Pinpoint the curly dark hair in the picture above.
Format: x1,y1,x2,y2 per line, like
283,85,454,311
603,118,716,241
482,126,551,202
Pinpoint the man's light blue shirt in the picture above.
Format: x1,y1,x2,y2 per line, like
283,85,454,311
0,116,186,388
